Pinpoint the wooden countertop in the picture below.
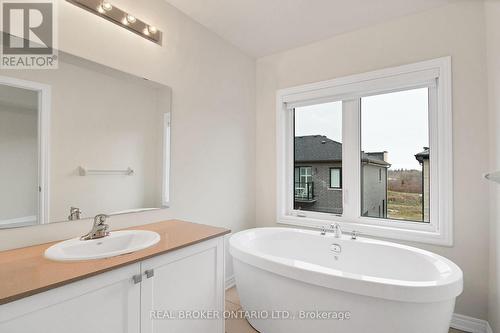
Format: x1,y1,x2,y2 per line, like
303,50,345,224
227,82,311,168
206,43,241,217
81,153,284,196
0,220,230,305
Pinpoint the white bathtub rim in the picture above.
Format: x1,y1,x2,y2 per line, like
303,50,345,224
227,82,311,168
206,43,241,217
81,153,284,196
230,227,463,303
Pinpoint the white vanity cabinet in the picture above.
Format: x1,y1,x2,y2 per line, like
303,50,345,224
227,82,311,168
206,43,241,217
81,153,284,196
140,236,225,333
0,237,225,333
0,264,142,333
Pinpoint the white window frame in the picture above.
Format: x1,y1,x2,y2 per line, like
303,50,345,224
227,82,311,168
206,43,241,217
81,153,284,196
329,167,341,189
276,57,453,246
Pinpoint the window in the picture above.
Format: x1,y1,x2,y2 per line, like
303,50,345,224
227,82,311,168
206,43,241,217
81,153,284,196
294,101,343,214
361,88,429,222
330,168,342,189
277,57,453,245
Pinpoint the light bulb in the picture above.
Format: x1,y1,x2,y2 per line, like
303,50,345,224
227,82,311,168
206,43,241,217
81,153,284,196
102,2,112,11
126,14,136,24
148,25,157,34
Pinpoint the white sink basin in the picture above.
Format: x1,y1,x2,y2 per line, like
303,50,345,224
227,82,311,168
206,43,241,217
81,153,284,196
44,230,161,261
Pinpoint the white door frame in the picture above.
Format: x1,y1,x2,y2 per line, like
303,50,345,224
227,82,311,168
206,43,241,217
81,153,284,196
0,75,51,225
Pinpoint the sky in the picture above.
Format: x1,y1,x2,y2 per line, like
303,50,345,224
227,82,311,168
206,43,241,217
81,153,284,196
294,88,429,170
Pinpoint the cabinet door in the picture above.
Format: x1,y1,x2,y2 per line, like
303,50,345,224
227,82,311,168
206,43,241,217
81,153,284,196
141,237,225,333
0,263,141,333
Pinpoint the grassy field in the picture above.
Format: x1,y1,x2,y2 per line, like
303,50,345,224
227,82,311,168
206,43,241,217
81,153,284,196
387,190,424,222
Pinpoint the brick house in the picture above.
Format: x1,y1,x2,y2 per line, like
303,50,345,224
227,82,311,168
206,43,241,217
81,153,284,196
294,135,390,217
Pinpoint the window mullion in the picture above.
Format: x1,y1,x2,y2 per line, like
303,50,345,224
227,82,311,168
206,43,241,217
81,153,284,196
341,99,361,221
428,84,440,230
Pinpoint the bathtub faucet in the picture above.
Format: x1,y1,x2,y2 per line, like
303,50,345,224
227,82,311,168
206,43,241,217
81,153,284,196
320,225,327,235
330,223,342,238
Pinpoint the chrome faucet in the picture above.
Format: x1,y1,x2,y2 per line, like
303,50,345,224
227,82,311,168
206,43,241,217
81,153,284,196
81,214,109,240
68,207,82,221
330,223,342,238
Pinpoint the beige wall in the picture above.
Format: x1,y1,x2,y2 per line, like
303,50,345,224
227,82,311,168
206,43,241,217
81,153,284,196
485,0,500,331
0,0,256,278
256,1,490,320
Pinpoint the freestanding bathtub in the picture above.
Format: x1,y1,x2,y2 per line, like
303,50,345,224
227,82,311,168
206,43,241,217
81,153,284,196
229,227,463,333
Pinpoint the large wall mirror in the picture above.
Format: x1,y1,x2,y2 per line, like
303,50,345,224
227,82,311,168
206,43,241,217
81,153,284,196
0,52,171,229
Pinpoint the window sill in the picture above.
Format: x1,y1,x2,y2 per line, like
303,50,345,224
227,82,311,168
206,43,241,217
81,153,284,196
277,215,452,247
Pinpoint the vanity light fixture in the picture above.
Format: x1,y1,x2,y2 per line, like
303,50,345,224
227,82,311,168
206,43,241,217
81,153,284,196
66,0,162,44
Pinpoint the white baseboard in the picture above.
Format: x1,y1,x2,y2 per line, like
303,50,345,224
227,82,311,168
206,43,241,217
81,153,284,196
451,313,493,333
225,275,235,290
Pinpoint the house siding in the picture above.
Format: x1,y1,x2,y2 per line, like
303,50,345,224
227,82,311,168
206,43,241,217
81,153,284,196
295,162,388,216
294,162,343,214
361,163,388,218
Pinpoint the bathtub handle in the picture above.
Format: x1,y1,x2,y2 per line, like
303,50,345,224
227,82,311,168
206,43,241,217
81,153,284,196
351,231,359,240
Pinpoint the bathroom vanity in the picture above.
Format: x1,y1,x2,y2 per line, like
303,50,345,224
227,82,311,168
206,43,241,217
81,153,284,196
0,48,232,333
0,220,229,333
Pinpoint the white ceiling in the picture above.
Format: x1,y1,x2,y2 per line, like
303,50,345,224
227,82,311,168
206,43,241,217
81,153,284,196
165,0,457,57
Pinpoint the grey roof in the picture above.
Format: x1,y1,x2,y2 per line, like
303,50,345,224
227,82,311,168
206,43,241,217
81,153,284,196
415,147,430,163
294,135,390,166
295,135,342,162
